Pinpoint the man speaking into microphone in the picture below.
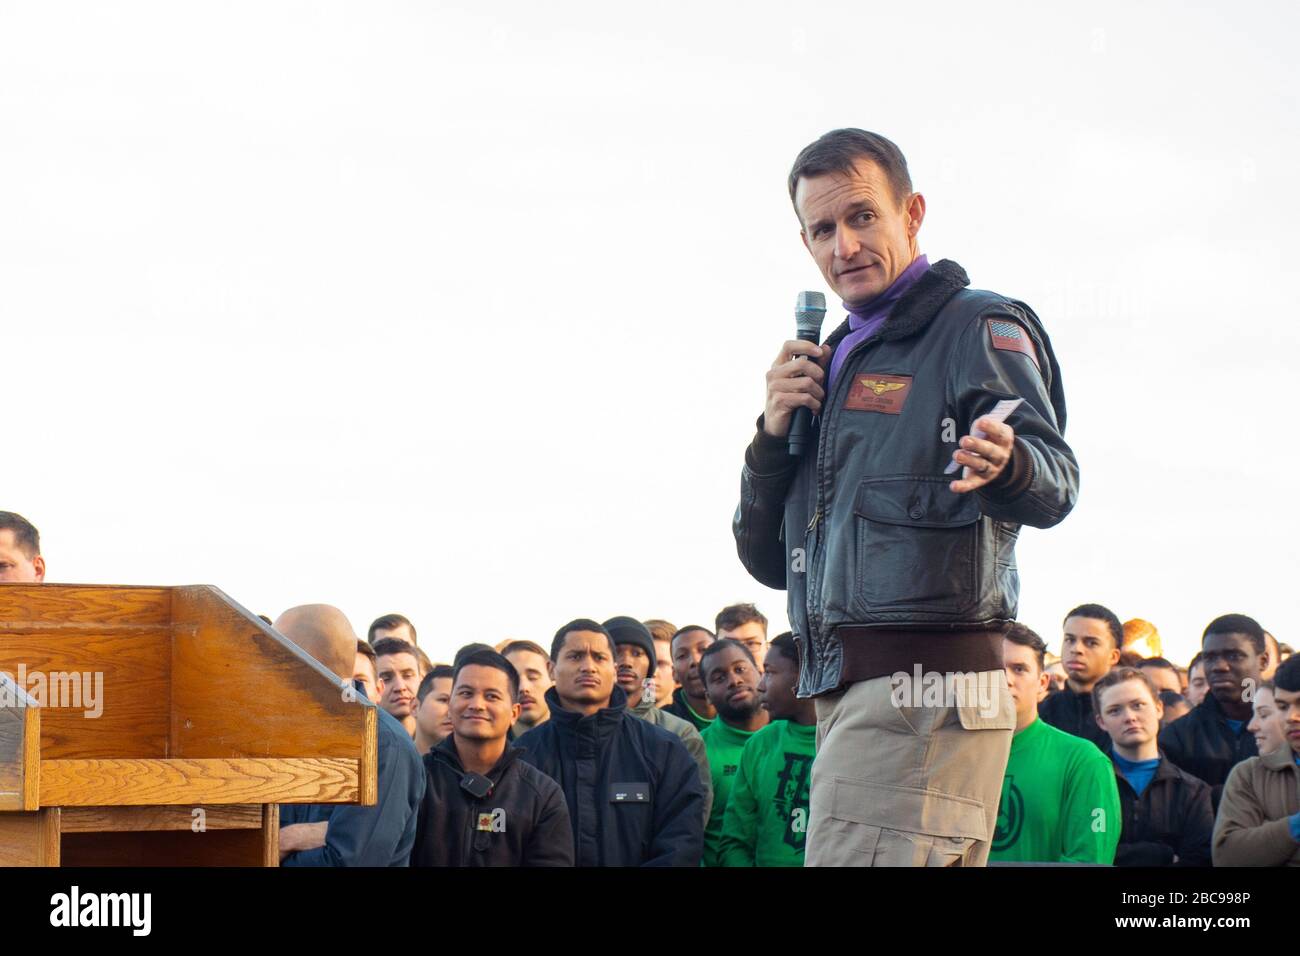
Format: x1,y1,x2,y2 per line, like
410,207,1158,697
733,129,1079,866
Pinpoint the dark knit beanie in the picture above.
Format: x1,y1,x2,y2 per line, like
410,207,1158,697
602,616,657,671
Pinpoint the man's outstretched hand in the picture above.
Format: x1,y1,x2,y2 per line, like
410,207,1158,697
949,417,1015,494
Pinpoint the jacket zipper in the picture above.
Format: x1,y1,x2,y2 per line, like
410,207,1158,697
806,336,880,645
467,796,479,856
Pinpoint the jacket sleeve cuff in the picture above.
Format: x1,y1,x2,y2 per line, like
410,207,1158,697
982,436,1033,500
745,414,796,477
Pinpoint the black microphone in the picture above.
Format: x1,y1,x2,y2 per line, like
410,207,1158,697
787,291,827,457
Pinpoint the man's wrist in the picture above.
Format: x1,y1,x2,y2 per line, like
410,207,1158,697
279,822,326,855
747,414,796,476
983,437,1032,499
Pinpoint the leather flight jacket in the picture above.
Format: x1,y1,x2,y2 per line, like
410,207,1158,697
733,260,1079,696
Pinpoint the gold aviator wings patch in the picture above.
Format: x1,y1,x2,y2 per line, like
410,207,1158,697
860,378,906,396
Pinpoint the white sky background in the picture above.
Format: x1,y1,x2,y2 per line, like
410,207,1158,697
2,0,1295,668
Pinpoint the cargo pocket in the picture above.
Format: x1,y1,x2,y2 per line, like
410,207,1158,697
853,476,982,616
830,777,989,842
818,782,883,866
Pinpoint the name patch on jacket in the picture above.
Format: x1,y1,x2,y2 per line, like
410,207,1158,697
987,318,1040,370
844,373,912,414
610,783,650,803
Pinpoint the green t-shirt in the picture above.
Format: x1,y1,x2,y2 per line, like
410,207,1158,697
989,717,1121,864
718,719,816,867
700,718,758,867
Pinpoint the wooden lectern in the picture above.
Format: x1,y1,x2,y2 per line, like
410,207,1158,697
0,584,377,866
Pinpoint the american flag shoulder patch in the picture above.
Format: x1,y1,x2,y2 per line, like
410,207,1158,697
987,318,1040,370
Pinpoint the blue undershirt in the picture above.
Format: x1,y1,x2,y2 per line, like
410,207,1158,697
1112,750,1160,796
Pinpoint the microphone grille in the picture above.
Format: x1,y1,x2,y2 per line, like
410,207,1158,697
795,290,827,335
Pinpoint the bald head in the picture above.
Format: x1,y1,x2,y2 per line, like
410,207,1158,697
274,604,358,681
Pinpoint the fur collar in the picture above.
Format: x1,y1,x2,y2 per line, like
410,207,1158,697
822,258,970,354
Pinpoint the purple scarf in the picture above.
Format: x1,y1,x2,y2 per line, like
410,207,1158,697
826,254,930,396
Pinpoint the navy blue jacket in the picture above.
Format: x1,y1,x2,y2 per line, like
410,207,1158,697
281,703,425,866
514,685,704,867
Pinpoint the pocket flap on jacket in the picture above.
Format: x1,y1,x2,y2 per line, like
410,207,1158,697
854,477,981,529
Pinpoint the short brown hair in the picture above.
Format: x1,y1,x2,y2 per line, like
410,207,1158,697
1004,622,1047,672
368,613,416,645
643,620,677,644
715,603,767,637
1091,666,1160,716
788,128,913,212
0,511,40,558
499,639,549,661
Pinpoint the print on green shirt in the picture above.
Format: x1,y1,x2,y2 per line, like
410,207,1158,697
993,776,1025,852
774,750,813,851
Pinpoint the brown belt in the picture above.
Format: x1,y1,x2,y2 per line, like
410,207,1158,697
835,626,1008,687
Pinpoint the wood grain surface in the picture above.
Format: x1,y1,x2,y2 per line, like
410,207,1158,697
0,631,171,758
0,813,41,865
60,804,264,832
170,585,371,761
0,584,375,824
0,809,59,866
262,803,279,867
39,757,359,806
0,584,171,626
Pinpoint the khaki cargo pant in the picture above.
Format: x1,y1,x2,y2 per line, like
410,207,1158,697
805,669,1014,866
